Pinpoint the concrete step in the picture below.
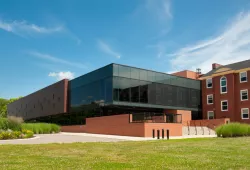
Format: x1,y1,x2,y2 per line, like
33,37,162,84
182,126,216,136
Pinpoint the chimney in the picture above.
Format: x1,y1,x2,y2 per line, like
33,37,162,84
212,63,222,70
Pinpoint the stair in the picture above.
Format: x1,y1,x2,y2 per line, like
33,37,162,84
182,126,216,136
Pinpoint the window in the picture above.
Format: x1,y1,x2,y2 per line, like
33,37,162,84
206,78,212,88
241,108,249,119
240,72,247,83
207,111,214,119
220,77,227,94
221,100,228,111
241,89,248,101
207,94,213,104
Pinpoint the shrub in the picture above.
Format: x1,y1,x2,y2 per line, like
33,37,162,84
21,123,60,134
0,131,19,140
22,129,34,138
0,117,22,131
0,118,9,130
7,116,23,131
216,123,250,138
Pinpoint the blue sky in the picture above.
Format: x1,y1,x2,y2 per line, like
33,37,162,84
1,0,250,99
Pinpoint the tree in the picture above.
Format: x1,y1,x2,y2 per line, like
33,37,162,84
0,97,22,118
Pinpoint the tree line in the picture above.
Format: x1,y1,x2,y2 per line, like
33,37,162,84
0,97,21,117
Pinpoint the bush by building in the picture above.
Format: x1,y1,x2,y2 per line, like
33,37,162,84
0,116,60,140
216,123,250,137
21,123,61,134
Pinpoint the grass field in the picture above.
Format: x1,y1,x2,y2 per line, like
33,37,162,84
0,137,250,170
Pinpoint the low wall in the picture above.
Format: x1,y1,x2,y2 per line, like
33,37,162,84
61,114,183,137
85,114,145,137
144,123,182,137
188,118,230,129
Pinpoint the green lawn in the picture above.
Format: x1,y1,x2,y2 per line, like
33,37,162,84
0,137,250,170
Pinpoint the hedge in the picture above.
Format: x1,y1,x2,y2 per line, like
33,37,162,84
21,123,61,134
216,123,250,137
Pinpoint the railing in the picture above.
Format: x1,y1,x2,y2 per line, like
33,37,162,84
130,112,182,123
183,120,220,136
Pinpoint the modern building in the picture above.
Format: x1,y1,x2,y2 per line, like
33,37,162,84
8,63,203,137
200,60,250,124
10,60,249,137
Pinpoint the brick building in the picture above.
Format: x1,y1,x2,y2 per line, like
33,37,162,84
200,60,250,123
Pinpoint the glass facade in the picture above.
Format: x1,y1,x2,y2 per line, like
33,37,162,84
112,64,201,111
70,64,113,111
70,63,201,112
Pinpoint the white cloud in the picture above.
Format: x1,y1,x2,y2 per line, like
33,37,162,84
0,20,63,36
48,71,75,80
167,12,250,74
29,51,87,69
97,40,121,59
0,19,81,44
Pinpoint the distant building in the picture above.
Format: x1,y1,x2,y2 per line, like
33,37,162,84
200,60,250,123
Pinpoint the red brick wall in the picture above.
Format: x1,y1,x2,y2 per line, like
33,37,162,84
189,118,230,129
172,70,198,80
62,114,184,137
165,109,192,125
202,71,250,124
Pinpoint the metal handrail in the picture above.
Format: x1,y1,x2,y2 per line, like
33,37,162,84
194,121,197,135
200,122,204,135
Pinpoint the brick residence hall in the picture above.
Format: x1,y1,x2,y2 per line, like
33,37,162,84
7,60,250,137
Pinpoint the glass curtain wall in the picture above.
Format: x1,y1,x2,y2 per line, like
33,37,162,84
70,65,113,111
112,64,201,109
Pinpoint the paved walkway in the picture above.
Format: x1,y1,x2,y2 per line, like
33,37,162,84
0,132,217,145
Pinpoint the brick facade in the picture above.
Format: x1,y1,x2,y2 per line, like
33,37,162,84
202,70,250,123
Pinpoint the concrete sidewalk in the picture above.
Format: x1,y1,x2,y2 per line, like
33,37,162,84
0,132,216,145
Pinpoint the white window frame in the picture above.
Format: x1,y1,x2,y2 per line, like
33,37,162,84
240,89,248,101
221,100,228,111
207,111,214,120
206,78,213,88
220,76,227,94
207,94,213,104
240,72,247,83
241,108,249,119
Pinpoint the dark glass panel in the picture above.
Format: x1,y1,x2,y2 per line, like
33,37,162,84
140,69,147,81
118,65,131,78
147,71,155,82
139,80,150,103
113,77,130,102
113,64,119,76
130,79,140,103
131,67,140,79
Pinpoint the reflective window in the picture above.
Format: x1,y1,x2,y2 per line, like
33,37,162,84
140,69,147,81
131,67,140,79
206,78,212,88
220,77,227,94
221,100,228,111
118,65,131,78
207,94,213,104
241,108,249,119
207,111,214,119
240,72,247,83
113,64,119,76
147,71,155,82
130,79,140,102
